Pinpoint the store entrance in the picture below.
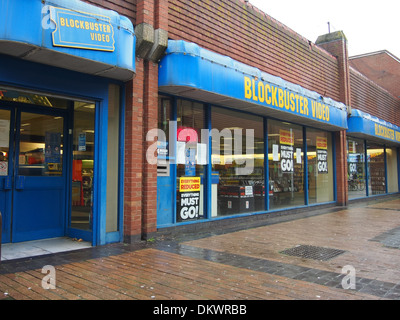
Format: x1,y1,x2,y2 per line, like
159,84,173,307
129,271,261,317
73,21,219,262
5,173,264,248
0,88,97,245
0,103,67,243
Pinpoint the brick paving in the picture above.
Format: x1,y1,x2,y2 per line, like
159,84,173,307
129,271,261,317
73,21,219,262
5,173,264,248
0,195,400,301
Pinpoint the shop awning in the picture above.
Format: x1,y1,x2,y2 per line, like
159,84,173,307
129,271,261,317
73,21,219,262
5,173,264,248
159,40,348,131
347,109,400,146
0,0,135,81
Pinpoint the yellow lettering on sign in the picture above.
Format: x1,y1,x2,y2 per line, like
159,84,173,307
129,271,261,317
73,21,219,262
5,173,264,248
258,81,265,103
265,84,272,104
244,77,252,99
252,79,258,102
271,86,278,107
396,131,400,142
375,123,395,140
179,177,201,192
58,17,112,33
278,88,284,109
280,129,294,145
316,136,328,149
243,77,329,122
311,101,329,121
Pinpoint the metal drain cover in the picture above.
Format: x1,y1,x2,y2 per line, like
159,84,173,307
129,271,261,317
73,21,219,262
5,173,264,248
280,245,346,261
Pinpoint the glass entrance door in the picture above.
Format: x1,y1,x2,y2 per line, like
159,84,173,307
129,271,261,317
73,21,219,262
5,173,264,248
0,105,67,243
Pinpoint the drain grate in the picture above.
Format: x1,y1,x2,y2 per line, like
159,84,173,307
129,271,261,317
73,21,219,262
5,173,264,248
280,245,346,261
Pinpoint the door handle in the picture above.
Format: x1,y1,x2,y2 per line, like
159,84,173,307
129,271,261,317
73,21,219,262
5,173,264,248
16,175,25,190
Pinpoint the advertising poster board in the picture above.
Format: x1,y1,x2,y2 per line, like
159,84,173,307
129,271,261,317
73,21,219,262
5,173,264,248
177,177,201,222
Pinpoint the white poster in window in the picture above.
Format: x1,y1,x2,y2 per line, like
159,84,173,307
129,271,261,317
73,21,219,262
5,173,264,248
0,161,7,176
272,144,279,161
197,143,207,165
280,145,294,173
245,185,253,196
0,119,10,148
317,149,328,174
177,141,186,164
296,148,302,164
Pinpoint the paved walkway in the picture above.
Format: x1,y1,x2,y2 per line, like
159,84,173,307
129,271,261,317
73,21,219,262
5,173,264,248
1,196,400,301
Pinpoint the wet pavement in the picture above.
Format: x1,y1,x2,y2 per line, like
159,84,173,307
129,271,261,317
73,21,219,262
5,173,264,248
1,195,400,301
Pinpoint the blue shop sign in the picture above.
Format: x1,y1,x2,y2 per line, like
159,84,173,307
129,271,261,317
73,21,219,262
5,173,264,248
51,6,115,52
159,40,348,131
347,109,400,145
0,0,135,81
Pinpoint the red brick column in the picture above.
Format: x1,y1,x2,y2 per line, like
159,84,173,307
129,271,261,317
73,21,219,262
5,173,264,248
124,0,168,241
316,31,351,206
124,59,145,242
141,60,159,238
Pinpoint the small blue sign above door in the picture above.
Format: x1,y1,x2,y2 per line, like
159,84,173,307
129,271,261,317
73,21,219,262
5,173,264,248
51,6,115,52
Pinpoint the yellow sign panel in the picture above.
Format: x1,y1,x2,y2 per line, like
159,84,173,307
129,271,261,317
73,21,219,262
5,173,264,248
51,6,115,52
179,177,201,192
279,129,294,145
316,136,328,149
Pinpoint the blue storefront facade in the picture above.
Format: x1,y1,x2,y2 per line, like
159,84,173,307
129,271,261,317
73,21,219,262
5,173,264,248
0,0,135,246
156,40,345,228
155,40,400,229
1,0,399,246
346,109,400,199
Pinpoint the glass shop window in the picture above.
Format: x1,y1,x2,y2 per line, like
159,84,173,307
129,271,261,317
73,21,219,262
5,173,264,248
211,107,264,216
347,137,367,199
176,100,206,222
268,119,304,210
387,147,399,193
307,128,334,204
367,142,386,195
157,96,171,159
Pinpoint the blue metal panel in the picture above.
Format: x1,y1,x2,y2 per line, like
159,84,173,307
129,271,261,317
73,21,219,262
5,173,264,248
0,54,111,98
12,176,66,242
157,175,174,227
96,99,108,246
0,107,14,244
159,40,348,131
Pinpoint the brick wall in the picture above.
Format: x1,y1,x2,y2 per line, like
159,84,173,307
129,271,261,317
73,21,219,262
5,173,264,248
167,0,342,103
83,0,137,24
350,67,400,126
350,52,400,99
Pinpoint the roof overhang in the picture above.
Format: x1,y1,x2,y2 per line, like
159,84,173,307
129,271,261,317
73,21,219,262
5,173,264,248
159,40,348,131
0,0,135,81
